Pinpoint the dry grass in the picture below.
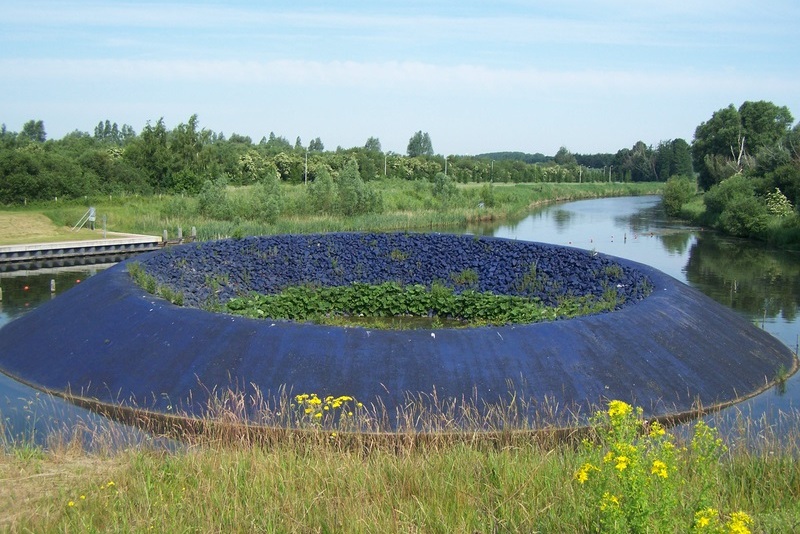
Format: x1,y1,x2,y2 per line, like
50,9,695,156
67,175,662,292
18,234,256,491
0,212,101,245
0,450,121,529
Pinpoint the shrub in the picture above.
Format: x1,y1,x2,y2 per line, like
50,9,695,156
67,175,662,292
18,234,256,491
703,174,754,220
717,195,768,238
662,175,696,216
765,187,793,217
197,177,231,219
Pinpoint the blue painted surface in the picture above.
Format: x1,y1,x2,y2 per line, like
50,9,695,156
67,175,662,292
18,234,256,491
0,234,794,427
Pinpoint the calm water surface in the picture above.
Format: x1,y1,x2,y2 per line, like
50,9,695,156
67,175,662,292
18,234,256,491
2,195,799,444
472,195,800,439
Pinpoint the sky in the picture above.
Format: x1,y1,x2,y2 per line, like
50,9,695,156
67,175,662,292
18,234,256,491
2,0,799,156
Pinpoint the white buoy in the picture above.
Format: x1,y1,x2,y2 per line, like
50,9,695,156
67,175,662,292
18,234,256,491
51,279,56,293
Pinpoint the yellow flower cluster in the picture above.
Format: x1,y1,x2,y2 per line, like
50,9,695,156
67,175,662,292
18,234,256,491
693,508,752,534
607,400,633,419
574,462,599,484
576,400,754,532
600,492,620,512
293,393,363,420
650,460,668,479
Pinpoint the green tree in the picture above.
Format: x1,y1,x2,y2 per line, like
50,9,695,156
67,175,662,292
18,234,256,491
553,146,577,166
692,105,743,190
407,131,434,157
336,159,381,215
306,167,337,214
19,120,46,143
197,177,230,219
739,100,794,154
693,101,794,190
308,137,324,152
655,138,693,180
252,164,284,223
432,172,458,203
123,118,172,191
364,137,382,152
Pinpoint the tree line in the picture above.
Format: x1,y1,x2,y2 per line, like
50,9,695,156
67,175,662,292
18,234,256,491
0,114,696,206
2,102,798,221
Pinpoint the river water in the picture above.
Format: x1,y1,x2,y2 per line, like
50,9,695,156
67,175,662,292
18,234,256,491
1,195,799,445
471,195,800,441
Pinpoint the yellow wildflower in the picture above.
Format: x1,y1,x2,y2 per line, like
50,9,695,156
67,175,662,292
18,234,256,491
608,400,632,418
726,511,752,534
603,451,614,463
694,508,719,530
648,421,666,438
614,456,629,471
651,459,668,479
574,463,598,484
68,501,75,507
600,492,620,511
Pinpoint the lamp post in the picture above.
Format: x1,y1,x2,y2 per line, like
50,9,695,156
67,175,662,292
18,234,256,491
304,147,308,185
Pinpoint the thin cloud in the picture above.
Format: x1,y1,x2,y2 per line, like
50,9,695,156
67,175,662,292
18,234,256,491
3,58,797,95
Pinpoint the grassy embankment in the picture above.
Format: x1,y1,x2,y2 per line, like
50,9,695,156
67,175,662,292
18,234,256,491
1,397,798,532
1,181,661,244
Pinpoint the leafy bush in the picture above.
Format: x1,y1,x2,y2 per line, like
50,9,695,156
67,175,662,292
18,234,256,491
432,172,458,203
252,172,284,223
703,174,754,220
765,187,793,217
306,167,337,214
197,178,231,219
661,175,696,216
717,194,768,238
336,160,383,216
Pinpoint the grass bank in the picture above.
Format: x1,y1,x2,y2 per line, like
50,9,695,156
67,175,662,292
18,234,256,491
1,181,661,244
2,399,798,532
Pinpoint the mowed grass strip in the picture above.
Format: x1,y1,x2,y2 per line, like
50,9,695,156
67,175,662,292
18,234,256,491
0,212,101,245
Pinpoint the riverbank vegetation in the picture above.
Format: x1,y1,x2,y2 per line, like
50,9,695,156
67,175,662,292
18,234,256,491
662,101,800,249
1,181,661,244
2,398,798,532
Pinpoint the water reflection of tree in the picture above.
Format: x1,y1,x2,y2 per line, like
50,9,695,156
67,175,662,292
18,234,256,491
659,231,693,255
551,209,572,231
684,236,800,321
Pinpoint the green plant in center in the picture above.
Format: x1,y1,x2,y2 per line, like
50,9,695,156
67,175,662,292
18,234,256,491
225,281,620,328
